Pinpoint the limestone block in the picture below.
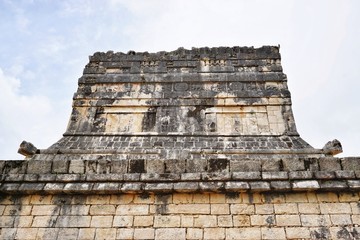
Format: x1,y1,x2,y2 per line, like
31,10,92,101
330,214,352,225
133,228,154,240
15,228,39,240
210,204,230,214
154,216,180,227
255,204,274,214
134,216,153,227
32,216,57,227
250,215,275,226
90,205,115,215
96,228,116,239
78,228,95,240
90,216,113,227
274,203,298,214
217,215,233,227
116,228,134,239
155,228,186,240
285,227,311,239
226,227,261,240
116,205,149,215
276,215,301,226
194,215,217,227
297,203,320,214
230,204,255,214
186,228,203,239
55,216,91,227
58,228,79,239
233,215,251,226
261,227,286,240
319,203,351,214
300,215,331,227
203,228,225,240
113,216,134,227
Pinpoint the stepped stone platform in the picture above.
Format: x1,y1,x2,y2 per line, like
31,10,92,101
1,46,360,239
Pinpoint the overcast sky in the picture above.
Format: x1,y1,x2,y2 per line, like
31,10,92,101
0,0,359,159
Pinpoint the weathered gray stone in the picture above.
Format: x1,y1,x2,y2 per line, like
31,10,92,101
292,180,320,190
314,171,335,179
262,171,288,180
270,181,291,190
52,160,69,173
27,160,52,174
322,139,342,156
341,157,360,170
320,181,348,190
318,157,341,171
281,158,305,171
334,170,355,179
174,182,199,192
225,181,250,191
69,160,85,174
288,171,313,180
145,183,174,192
232,172,261,180
249,181,271,191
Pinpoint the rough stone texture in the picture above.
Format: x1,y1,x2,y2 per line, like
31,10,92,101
1,46,360,239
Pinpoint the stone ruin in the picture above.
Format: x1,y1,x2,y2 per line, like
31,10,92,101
1,46,360,239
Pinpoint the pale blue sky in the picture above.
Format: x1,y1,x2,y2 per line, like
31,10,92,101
0,0,359,159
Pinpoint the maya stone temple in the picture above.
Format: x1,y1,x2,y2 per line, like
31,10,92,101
1,46,360,239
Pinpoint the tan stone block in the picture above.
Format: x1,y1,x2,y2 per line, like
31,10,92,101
274,203,298,214
173,193,193,204
0,205,5,215
78,228,96,240
242,193,262,203
192,193,210,203
211,204,229,214
110,194,134,204
285,193,308,203
317,192,339,202
117,228,134,239
194,215,217,227
186,228,203,239
300,214,331,226
55,216,91,227
15,228,38,240
4,205,32,215
134,216,153,227
32,216,57,227
133,193,154,204
230,204,255,214
116,204,149,215
155,194,172,204
60,205,90,215
226,227,261,239
90,216,113,227
167,204,210,214
298,203,320,214
0,216,15,227
263,193,286,203
352,214,360,224
204,228,225,239
255,204,274,214
58,228,79,239
113,215,133,227
36,228,59,240
306,192,318,202
225,193,241,203
339,192,359,202
319,203,351,214
30,195,53,204
32,205,60,215
96,228,116,239
285,227,311,239
350,202,360,214
0,228,16,239
181,215,194,227
233,215,250,226
86,195,110,204
16,216,33,227
276,215,301,226
329,227,354,240
330,214,352,225
250,215,275,226
261,227,286,239
210,193,226,203
133,228,154,239
218,215,233,227
90,205,115,215
154,215,180,227
155,228,186,240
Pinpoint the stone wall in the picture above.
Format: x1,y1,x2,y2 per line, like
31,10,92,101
1,192,360,239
